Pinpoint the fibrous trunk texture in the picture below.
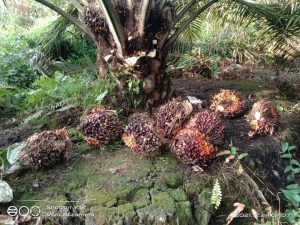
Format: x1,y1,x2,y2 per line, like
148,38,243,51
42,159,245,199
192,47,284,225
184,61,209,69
83,0,175,107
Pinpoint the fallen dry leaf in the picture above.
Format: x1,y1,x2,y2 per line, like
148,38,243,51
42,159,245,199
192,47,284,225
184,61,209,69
251,208,258,221
265,206,272,215
226,202,245,225
192,165,203,172
237,164,244,175
225,155,235,163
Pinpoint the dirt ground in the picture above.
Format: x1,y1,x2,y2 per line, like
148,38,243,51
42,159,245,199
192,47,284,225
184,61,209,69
174,77,300,189
0,77,299,225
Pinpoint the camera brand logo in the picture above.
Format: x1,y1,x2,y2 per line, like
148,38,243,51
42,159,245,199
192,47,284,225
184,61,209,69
7,206,41,217
7,206,18,217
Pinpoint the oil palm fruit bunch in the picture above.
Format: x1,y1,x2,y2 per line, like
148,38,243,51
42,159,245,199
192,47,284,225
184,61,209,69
123,113,162,158
83,7,108,37
79,107,124,146
210,89,244,118
154,98,193,139
171,129,215,166
185,110,225,145
18,129,72,170
246,100,278,137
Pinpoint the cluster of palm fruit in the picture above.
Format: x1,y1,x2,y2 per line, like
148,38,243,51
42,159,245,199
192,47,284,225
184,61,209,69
77,92,278,167
83,7,108,37
17,129,72,170
78,107,124,146
153,98,193,138
83,2,129,37
122,113,162,158
210,89,244,118
246,100,279,137
171,129,216,166
185,110,225,145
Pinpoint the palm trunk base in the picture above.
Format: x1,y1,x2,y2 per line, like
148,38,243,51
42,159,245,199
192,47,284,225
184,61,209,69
142,74,172,108
96,54,172,108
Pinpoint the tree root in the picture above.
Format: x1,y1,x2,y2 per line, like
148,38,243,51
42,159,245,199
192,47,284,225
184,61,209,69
240,167,271,207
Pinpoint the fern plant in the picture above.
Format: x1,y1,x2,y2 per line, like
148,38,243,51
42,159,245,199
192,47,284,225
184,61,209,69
211,179,222,210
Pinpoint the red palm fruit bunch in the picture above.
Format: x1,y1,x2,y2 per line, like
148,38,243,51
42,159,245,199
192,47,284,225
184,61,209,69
171,129,215,166
210,89,244,118
154,98,193,139
185,110,225,145
246,100,279,137
79,107,124,146
123,113,162,158
18,129,72,170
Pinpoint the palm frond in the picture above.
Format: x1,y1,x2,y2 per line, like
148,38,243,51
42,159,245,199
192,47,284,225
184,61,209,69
166,0,219,48
210,0,300,57
138,0,153,37
97,0,126,57
33,7,75,74
69,0,84,13
33,5,97,74
179,16,204,41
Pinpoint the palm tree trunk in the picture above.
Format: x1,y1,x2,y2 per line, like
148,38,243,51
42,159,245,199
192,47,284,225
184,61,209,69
83,0,176,107
34,0,220,107
95,43,172,107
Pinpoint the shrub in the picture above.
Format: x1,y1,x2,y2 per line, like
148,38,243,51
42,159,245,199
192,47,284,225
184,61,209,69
24,72,116,111
0,86,24,114
0,12,39,88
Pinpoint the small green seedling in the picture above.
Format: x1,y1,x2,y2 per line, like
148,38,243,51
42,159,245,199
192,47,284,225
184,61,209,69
217,141,249,162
